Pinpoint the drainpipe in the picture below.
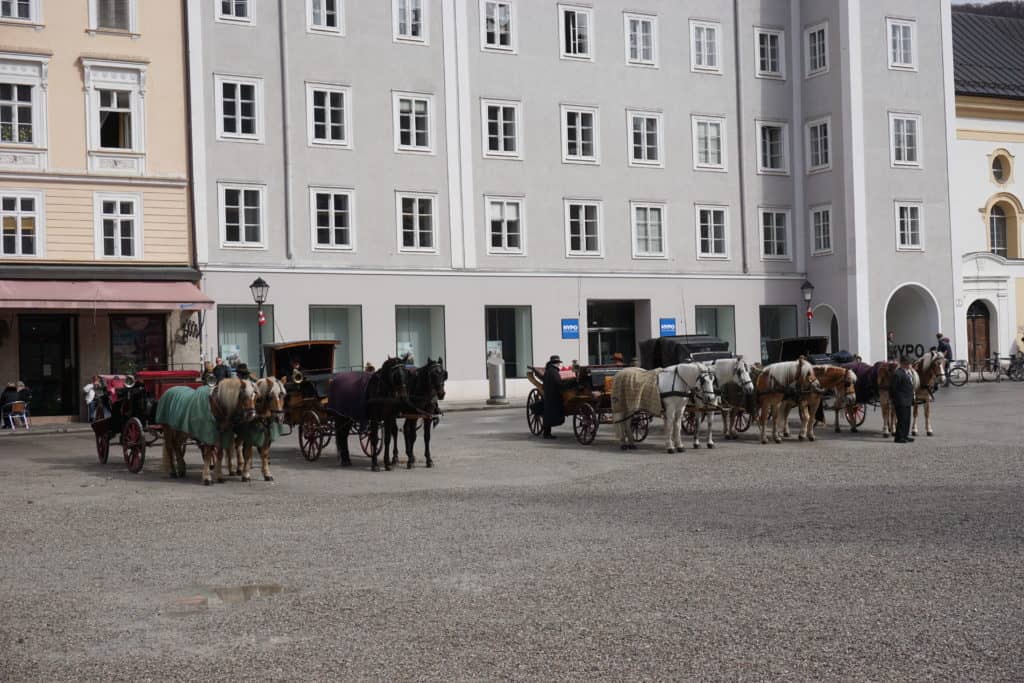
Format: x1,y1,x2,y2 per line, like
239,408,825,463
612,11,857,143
277,0,294,260
732,0,749,274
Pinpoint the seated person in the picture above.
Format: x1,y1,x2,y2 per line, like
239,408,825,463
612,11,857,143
1,381,17,427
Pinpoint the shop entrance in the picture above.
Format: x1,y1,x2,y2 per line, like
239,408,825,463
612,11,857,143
587,300,648,365
18,315,77,416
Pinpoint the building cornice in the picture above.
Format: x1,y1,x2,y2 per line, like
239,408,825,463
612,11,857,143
0,171,187,188
956,95,1024,122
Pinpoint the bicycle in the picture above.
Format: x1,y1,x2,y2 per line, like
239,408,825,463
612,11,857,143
947,360,969,387
979,355,1019,382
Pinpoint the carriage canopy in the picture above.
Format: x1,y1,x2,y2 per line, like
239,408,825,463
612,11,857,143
638,335,732,370
763,336,830,365
262,340,339,378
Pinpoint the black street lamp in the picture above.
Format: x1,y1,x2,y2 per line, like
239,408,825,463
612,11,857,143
800,280,814,337
249,277,269,376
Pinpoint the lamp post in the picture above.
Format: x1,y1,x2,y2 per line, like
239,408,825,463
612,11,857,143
800,279,814,337
249,277,269,376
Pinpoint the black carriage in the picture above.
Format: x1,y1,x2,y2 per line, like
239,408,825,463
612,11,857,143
526,364,651,445
263,340,381,461
90,370,202,473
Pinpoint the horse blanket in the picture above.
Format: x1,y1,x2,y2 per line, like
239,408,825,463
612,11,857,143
326,371,372,427
155,385,233,448
610,368,664,418
234,420,282,449
841,361,878,404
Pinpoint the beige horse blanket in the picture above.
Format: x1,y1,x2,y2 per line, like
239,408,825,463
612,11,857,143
610,368,664,418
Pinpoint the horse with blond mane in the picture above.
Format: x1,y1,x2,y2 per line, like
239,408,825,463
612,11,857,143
911,351,946,437
218,376,287,482
755,357,820,444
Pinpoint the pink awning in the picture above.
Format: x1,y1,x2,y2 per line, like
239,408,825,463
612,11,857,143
0,280,214,311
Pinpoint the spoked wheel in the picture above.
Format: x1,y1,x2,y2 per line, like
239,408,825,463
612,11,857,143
948,366,968,387
630,411,651,443
573,403,599,445
359,422,383,456
681,408,698,436
317,417,334,452
1009,364,1024,382
981,363,1001,383
95,430,110,464
845,404,867,428
731,410,752,433
121,417,146,474
526,389,544,436
299,411,324,461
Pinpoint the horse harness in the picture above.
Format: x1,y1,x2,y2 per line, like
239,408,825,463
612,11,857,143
660,366,717,405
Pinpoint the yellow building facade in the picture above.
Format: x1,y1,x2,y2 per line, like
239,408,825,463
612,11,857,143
0,0,208,419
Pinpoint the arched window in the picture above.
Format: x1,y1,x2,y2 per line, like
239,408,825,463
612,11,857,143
990,205,1008,257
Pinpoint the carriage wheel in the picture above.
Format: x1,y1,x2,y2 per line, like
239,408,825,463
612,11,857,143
359,422,383,456
318,416,335,451
95,431,110,464
526,389,544,436
573,403,599,445
299,411,323,461
845,404,867,428
122,417,146,474
630,411,651,443
731,410,752,433
681,407,698,436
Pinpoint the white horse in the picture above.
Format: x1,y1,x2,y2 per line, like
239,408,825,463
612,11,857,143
659,362,720,452
711,357,755,440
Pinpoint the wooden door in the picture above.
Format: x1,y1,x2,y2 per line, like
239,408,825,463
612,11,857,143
966,301,991,369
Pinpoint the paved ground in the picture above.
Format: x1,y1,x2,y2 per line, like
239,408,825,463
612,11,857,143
1,382,1022,681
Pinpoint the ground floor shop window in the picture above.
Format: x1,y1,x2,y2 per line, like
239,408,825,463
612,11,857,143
396,306,445,364
218,305,275,372
485,306,532,378
759,305,797,362
587,301,637,366
695,305,736,352
110,315,166,373
310,305,363,371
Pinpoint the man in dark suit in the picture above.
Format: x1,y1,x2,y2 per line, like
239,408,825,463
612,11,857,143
891,355,916,444
541,355,565,439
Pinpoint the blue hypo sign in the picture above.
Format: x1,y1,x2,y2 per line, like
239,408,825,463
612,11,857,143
659,318,676,337
561,318,580,340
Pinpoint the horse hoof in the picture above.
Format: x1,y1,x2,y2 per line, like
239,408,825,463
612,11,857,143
264,475,274,482
666,448,675,454
808,435,816,442
372,465,381,472
927,431,934,437
798,435,805,442
774,438,782,444
761,440,768,445
407,462,413,470
425,461,433,468
339,458,352,467
203,479,211,486
912,430,918,437
707,443,715,450
242,475,251,483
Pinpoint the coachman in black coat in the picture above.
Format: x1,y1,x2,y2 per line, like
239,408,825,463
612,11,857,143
542,355,565,439
891,356,916,443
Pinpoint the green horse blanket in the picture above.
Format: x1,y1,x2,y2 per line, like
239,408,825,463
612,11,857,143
155,385,234,449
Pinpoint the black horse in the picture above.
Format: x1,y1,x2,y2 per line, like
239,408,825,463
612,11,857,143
396,358,447,469
328,357,409,471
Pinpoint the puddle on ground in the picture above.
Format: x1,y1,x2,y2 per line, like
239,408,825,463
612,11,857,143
169,583,284,614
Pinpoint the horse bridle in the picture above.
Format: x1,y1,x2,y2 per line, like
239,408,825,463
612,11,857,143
255,378,286,423
670,365,718,405
734,363,755,393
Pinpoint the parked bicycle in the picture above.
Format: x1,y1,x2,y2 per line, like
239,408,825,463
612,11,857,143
978,354,1024,383
947,360,969,387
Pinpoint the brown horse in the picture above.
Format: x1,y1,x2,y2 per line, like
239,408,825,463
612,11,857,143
218,377,287,482
911,351,947,437
755,357,820,444
875,362,900,436
789,366,857,441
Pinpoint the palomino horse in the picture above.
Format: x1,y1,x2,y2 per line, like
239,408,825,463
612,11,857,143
789,366,858,441
220,376,287,482
755,358,820,444
912,351,947,437
329,357,409,471
156,378,258,485
876,360,936,437
400,358,447,469
711,357,755,440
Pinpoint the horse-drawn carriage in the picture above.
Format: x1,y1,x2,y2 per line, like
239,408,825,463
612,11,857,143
90,370,203,473
526,363,652,445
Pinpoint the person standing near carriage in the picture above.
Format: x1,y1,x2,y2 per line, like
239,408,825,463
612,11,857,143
213,357,230,382
891,355,916,444
887,331,898,362
541,355,565,439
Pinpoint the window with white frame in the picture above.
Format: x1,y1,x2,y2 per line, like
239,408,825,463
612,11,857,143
220,183,264,247
693,116,725,170
397,193,436,251
890,113,921,167
631,202,665,258
482,99,520,158
565,200,601,256
1,0,36,21
756,121,788,174
83,59,146,172
896,202,922,250
218,0,251,23
760,209,789,259
95,194,140,258
887,18,916,70
486,196,523,254
89,0,136,32
756,28,785,78
309,0,342,33
0,191,40,256
0,54,48,170
628,111,662,167
690,20,721,73
394,0,426,43
311,188,353,250
562,105,598,163
804,22,828,77
806,117,831,172
811,205,832,254
393,92,432,153
0,82,33,144
216,76,262,142
98,89,133,149
624,13,657,66
481,0,514,51
307,83,350,147
560,5,593,60
697,206,727,258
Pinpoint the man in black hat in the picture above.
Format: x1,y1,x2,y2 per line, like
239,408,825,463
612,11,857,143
235,363,251,381
891,355,916,444
541,355,565,439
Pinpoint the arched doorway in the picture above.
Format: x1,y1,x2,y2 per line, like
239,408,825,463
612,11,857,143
966,300,993,369
885,283,941,359
810,304,840,353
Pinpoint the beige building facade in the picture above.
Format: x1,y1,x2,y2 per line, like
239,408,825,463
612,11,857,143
0,0,208,419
